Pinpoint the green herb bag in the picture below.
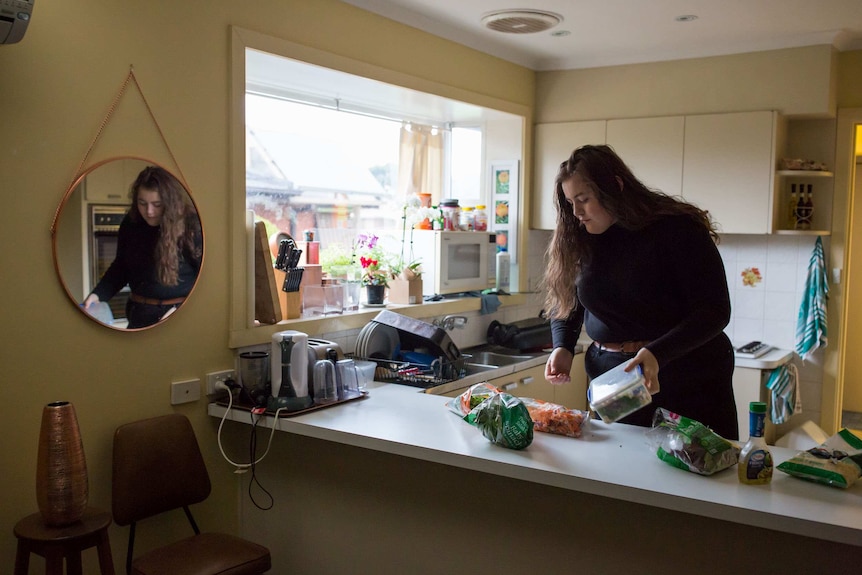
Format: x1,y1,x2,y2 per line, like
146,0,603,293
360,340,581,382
646,408,739,476
473,392,534,450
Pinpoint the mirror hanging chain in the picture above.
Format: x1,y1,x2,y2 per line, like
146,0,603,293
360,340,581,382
52,66,190,233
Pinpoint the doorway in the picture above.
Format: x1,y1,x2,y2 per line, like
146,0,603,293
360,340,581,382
835,110,862,434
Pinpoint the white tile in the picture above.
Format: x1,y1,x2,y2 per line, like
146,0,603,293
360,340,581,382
733,318,764,345
764,262,799,293
767,235,801,263
763,319,795,350
737,239,768,261
733,290,766,319
763,292,796,321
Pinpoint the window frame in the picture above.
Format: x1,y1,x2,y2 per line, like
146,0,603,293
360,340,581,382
229,27,528,348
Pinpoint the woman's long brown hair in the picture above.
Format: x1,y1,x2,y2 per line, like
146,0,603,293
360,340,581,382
543,144,718,320
129,166,201,286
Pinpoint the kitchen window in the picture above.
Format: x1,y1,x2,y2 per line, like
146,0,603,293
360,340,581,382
230,28,526,345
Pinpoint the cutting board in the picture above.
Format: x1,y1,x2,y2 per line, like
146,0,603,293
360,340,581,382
254,221,282,325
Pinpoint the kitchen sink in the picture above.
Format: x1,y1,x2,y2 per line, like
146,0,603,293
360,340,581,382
462,362,498,376
463,351,535,367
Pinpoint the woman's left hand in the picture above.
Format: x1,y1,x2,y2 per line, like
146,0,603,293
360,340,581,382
625,347,660,395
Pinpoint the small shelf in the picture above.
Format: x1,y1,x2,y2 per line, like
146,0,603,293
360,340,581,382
776,170,834,178
773,229,831,236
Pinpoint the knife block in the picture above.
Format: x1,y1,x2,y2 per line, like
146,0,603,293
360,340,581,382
273,268,301,319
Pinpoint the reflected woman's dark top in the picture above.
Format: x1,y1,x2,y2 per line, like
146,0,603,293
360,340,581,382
91,211,202,327
87,165,203,329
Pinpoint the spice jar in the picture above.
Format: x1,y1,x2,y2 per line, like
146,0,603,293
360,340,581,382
473,205,488,231
459,206,474,231
440,199,460,231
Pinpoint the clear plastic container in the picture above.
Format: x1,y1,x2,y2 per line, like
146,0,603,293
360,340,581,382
473,205,488,231
459,206,474,231
588,362,651,423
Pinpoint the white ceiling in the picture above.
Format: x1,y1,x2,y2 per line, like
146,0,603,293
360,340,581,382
343,0,862,71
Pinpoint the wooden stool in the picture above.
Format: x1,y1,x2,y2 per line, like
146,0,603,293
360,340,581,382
14,507,115,575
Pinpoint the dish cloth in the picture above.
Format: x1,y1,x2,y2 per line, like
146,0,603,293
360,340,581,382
765,363,801,425
795,236,829,362
480,293,501,315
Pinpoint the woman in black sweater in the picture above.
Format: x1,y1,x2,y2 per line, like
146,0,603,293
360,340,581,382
544,145,738,439
84,166,202,329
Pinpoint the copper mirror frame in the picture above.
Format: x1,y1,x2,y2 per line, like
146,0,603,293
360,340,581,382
51,156,205,331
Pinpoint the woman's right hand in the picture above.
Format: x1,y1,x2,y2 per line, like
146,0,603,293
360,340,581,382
545,347,574,385
83,294,100,309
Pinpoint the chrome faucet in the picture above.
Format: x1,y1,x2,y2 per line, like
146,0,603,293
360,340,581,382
434,315,468,331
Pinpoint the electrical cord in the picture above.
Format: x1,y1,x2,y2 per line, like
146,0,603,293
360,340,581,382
215,379,285,471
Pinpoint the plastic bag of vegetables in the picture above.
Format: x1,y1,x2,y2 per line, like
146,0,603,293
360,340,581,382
446,383,533,449
777,428,862,488
646,408,739,476
472,392,534,450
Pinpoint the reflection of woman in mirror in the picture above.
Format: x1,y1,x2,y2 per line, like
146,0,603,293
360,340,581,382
83,166,202,328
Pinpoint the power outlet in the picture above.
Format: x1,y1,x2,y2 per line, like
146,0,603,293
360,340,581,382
171,379,201,405
206,370,236,395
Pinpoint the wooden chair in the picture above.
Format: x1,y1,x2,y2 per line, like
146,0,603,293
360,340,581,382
112,414,271,575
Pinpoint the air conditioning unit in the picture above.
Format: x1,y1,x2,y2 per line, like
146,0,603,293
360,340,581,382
1,0,35,45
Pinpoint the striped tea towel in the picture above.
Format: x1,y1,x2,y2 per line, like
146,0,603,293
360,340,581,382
795,236,829,361
765,363,801,425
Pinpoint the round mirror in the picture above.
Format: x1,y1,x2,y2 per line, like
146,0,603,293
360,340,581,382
52,157,204,330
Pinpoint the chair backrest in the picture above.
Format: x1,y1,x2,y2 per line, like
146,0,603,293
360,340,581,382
112,413,212,526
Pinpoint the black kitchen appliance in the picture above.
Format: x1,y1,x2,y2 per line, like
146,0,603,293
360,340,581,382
487,316,552,352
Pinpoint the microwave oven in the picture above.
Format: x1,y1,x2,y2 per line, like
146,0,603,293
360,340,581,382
409,231,497,296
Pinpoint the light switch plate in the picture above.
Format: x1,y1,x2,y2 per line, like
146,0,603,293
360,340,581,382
171,378,201,405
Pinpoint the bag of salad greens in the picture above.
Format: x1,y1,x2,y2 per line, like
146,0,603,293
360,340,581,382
777,428,862,488
471,392,534,450
646,408,739,476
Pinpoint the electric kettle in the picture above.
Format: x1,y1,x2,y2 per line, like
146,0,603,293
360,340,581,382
268,330,314,412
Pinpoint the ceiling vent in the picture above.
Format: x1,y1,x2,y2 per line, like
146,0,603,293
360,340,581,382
481,10,563,34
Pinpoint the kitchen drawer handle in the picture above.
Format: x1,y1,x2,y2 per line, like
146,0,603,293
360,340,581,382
519,376,534,385
501,382,517,391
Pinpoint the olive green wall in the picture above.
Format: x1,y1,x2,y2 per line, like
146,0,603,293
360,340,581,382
0,1,534,571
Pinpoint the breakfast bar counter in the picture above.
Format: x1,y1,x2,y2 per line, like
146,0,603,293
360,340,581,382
209,382,862,574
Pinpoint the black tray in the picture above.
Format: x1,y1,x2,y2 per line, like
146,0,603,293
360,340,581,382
216,391,368,418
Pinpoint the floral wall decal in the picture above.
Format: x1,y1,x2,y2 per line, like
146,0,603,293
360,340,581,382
741,267,763,287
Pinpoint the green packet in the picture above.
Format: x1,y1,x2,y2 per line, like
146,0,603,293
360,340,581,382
777,428,862,488
646,408,739,476
470,392,534,450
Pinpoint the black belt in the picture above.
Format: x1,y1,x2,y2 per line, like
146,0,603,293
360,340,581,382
130,293,186,306
592,340,650,354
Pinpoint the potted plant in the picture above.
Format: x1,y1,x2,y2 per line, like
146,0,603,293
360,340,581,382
355,233,391,305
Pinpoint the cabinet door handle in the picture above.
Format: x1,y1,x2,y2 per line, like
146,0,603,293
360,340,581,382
519,376,534,386
501,382,517,391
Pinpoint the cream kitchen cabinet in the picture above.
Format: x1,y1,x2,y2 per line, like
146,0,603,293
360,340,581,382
494,364,556,402
606,116,685,197
682,111,778,234
83,157,149,203
532,120,606,230
552,351,587,411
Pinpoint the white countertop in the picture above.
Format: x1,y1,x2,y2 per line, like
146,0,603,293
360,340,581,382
209,381,862,547
734,347,794,370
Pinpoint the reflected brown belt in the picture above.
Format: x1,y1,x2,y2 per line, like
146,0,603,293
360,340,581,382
130,293,186,306
593,340,650,354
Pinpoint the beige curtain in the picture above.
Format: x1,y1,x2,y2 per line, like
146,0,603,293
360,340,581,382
398,123,443,203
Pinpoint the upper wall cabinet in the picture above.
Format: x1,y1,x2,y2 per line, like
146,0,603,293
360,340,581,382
682,111,777,234
532,120,606,230
606,116,685,198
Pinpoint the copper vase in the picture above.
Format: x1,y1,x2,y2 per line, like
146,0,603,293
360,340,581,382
36,401,89,526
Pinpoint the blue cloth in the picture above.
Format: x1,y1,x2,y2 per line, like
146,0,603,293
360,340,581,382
765,363,800,425
795,236,829,361
480,293,501,315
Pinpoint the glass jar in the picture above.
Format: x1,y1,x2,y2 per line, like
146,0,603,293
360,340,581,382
473,205,488,231
440,199,460,231
459,206,474,231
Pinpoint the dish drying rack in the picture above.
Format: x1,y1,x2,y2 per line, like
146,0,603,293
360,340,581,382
349,354,468,389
